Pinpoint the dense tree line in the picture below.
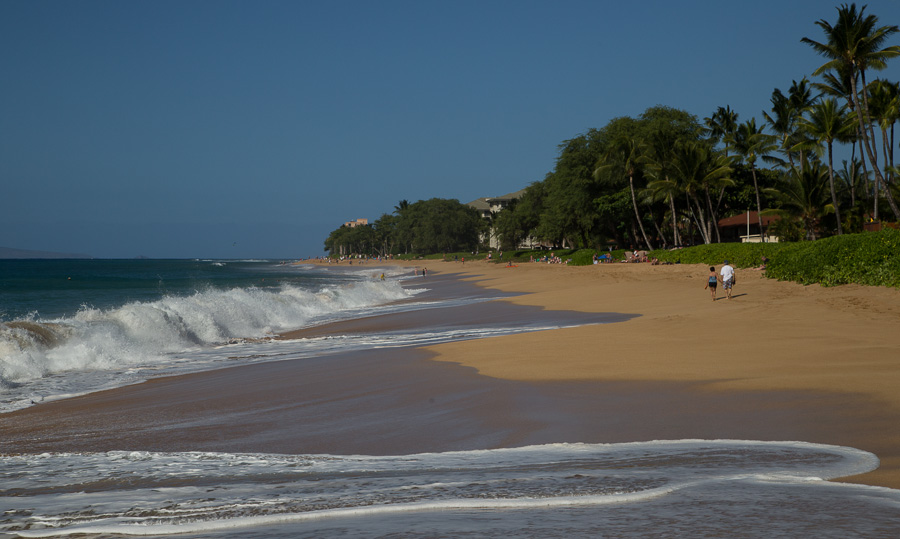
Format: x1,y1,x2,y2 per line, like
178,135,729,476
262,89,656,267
324,198,487,257
496,3,900,250
326,4,900,256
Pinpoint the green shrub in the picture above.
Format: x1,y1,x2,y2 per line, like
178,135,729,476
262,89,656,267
764,229,900,287
649,230,900,288
649,243,786,268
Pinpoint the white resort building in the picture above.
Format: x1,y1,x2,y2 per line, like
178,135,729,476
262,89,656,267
467,189,542,250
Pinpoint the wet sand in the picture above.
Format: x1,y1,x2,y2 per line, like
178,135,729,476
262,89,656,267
2,260,899,490
417,260,900,489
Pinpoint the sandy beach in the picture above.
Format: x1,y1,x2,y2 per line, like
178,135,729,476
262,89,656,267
2,259,899,493
416,260,900,489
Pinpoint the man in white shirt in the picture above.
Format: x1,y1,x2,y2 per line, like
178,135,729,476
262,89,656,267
720,260,735,300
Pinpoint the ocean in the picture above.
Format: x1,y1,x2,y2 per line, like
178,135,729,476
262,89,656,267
1,259,899,537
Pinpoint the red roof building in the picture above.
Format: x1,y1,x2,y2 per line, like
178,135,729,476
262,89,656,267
717,211,780,243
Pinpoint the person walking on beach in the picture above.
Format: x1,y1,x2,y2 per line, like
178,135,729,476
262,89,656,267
704,266,718,301
720,260,735,300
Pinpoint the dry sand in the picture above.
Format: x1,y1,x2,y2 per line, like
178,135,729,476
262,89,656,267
416,259,900,489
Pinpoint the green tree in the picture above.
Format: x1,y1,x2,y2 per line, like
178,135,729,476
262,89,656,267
866,78,900,219
542,130,606,248
802,2,900,219
669,141,734,244
403,198,486,254
837,158,867,213
372,213,399,255
595,135,654,250
704,105,740,156
729,119,779,241
769,159,833,241
493,181,548,250
393,199,413,253
801,98,857,234
814,63,871,203
324,222,377,256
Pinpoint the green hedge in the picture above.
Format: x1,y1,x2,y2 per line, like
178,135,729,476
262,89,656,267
649,243,786,268
649,229,900,288
764,229,900,287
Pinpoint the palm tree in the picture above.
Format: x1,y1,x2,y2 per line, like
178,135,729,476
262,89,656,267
644,175,683,247
764,88,798,171
393,199,410,214
704,106,739,156
393,199,411,253
763,79,818,174
594,138,654,250
770,159,833,241
729,119,779,241
801,98,857,234
802,3,900,219
867,80,900,202
669,142,733,244
642,128,684,246
789,78,821,170
703,106,741,227
837,158,866,210
813,63,870,200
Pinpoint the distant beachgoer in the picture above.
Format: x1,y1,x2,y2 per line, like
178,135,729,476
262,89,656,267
720,260,735,300
704,266,718,301
423,268,427,277
380,273,385,281
462,257,465,265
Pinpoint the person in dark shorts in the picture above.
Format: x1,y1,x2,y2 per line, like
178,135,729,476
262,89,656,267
704,266,718,301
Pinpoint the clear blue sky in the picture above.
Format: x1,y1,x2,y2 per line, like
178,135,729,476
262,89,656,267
3,0,900,258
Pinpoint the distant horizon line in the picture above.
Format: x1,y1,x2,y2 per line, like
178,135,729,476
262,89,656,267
0,247,325,261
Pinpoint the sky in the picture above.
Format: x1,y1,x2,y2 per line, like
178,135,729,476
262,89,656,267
3,0,900,259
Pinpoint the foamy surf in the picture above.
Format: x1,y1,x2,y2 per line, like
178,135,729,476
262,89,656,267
0,260,628,414
2,441,895,538
0,264,416,412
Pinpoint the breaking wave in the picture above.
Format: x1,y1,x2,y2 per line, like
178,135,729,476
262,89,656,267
0,280,411,391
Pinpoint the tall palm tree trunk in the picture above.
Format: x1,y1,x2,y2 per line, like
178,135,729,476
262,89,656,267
852,71,900,219
827,140,843,235
750,165,766,242
629,174,654,250
669,196,680,247
704,186,722,243
689,194,711,244
652,220,667,249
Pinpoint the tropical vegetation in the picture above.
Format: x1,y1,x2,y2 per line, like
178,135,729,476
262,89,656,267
323,3,900,286
324,198,487,257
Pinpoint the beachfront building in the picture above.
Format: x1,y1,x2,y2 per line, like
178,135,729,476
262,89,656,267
343,218,369,228
467,189,544,250
718,211,780,243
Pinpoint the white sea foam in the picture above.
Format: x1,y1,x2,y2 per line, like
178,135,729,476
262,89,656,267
0,280,413,410
2,441,894,538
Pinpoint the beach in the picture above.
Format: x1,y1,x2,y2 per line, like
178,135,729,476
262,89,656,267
416,260,900,489
3,258,900,535
2,259,898,489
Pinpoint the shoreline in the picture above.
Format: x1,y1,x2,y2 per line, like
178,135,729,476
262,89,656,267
413,259,900,489
2,259,899,491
